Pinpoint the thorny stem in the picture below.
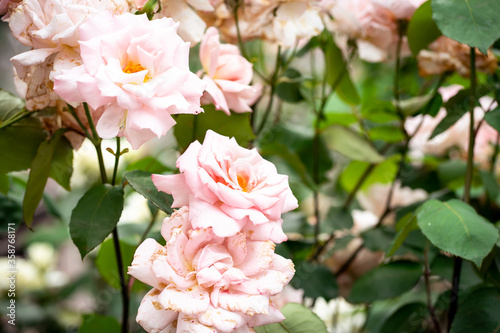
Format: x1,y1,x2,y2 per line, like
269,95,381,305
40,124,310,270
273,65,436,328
424,243,442,333
112,137,121,186
448,47,477,332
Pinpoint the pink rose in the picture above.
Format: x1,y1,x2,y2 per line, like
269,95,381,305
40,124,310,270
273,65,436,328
128,207,295,332
53,12,206,149
152,130,298,242
199,27,261,114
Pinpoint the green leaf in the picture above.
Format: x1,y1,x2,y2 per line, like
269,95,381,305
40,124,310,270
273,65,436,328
484,106,500,132
348,260,422,303
23,130,67,227
324,37,360,105
292,262,338,301
323,125,384,163
432,0,500,54
450,287,500,333
430,88,473,139
0,117,47,173
255,303,328,333
479,170,500,201
125,156,172,174
361,227,395,252
0,193,22,226
369,125,405,143
79,314,120,333
276,68,304,103
387,213,419,257
340,155,400,193
0,89,25,124
0,174,8,195
407,1,442,55
417,199,499,267
396,94,434,116
49,135,73,190
70,184,124,259
173,105,254,152
379,302,427,332
123,170,174,214
95,238,146,292
321,206,353,233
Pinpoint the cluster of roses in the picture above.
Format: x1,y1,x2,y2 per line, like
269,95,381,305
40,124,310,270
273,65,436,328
128,130,298,332
2,0,261,150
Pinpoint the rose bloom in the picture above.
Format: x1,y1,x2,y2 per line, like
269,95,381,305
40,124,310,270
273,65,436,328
324,0,424,62
155,0,214,44
128,207,295,332
203,0,322,47
153,130,298,242
199,27,261,114
53,12,206,149
8,0,130,110
417,36,498,77
406,85,498,167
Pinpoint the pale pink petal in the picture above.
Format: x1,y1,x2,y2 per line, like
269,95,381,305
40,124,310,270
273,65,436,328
217,290,270,316
158,285,210,314
136,288,178,333
128,238,167,289
152,174,190,208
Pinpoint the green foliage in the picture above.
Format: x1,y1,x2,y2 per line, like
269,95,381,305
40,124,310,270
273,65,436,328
368,125,405,143
173,104,254,151
0,193,22,226
276,68,304,103
323,32,360,105
0,174,8,195
484,106,500,132
340,155,400,193
23,130,69,227
79,314,120,333
432,0,500,54
450,287,500,333
125,156,172,174
348,261,422,303
123,170,174,214
255,303,328,333
321,206,354,233
417,199,499,267
96,238,146,292
407,1,442,55
70,184,124,259
387,213,419,256
379,302,427,332
323,125,384,163
430,88,472,139
291,262,338,301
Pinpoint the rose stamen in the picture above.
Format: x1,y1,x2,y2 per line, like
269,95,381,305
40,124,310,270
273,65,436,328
123,61,150,82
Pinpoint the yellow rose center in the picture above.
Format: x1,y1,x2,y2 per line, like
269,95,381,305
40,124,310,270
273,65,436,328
122,62,150,82
237,174,249,192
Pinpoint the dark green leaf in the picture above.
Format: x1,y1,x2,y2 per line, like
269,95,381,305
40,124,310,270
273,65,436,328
0,89,25,123
417,199,499,267
49,135,73,190
450,287,500,333
125,156,172,174
430,88,473,139
479,170,500,201
323,125,384,163
425,93,444,117
321,206,353,233
484,106,500,132
292,262,338,301
396,94,434,116
324,37,360,105
255,303,328,333
79,314,120,333
23,130,67,227
432,0,500,54
123,170,174,214
379,302,427,332
173,104,254,152
361,227,395,252
70,184,124,259
0,193,22,226
348,261,422,303
407,1,442,55
276,68,304,103
0,117,47,173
